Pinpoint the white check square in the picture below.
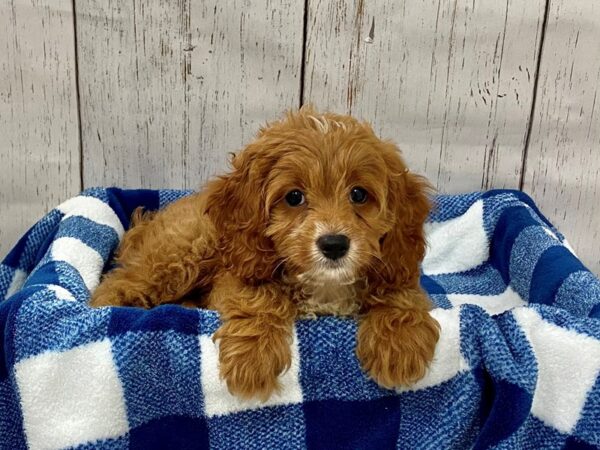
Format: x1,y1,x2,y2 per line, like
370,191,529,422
514,308,600,433
15,339,129,450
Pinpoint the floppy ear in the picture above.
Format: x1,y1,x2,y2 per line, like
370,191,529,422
378,147,432,288
205,144,279,281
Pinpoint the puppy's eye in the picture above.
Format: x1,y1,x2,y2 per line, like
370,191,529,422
350,187,368,204
285,189,306,207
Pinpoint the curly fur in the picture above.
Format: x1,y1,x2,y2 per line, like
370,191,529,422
90,107,440,400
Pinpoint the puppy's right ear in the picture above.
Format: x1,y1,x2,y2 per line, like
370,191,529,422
204,143,278,282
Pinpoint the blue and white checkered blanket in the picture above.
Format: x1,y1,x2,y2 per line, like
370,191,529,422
1,188,599,449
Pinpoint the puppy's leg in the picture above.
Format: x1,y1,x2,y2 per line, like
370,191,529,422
356,288,440,388
209,274,296,401
90,194,217,308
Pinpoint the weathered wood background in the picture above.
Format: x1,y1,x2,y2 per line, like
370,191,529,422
1,0,598,274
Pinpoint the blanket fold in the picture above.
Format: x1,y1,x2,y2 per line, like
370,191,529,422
1,188,599,450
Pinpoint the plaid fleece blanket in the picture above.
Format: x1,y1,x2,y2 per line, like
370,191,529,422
1,188,599,450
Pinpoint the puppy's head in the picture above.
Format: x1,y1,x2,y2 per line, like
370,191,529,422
206,107,431,290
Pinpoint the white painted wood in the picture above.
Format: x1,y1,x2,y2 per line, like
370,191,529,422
77,0,304,190
0,0,80,259
1,0,598,273
523,0,600,275
304,0,546,193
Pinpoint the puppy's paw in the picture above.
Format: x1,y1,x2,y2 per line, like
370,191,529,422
89,280,129,307
89,269,153,308
357,307,440,389
89,289,121,308
214,320,292,401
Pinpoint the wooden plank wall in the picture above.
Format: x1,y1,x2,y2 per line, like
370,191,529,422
76,0,304,188
0,0,598,274
523,0,600,273
304,0,545,191
0,0,80,255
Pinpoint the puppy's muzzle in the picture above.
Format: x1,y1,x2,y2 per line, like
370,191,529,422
317,234,350,260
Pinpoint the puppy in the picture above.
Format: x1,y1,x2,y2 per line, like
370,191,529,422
90,107,440,400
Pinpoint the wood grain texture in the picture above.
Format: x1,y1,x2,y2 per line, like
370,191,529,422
0,0,80,259
77,0,304,189
523,0,600,274
304,0,546,193
2,0,599,272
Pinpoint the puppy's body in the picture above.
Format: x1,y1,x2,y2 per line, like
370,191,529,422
91,108,440,400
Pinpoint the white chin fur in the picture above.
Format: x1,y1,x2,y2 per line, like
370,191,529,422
302,260,355,285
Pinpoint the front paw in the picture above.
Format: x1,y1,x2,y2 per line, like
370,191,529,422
89,269,151,308
357,308,440,389
89,278,127,307
214,320,292,401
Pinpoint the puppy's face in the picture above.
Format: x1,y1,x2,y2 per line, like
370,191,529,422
207,109,431,289
263,119,391,285
263,112,431,290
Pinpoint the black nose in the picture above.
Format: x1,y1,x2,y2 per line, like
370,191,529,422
317,234,350,260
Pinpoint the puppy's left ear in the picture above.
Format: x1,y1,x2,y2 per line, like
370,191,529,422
204,143,279,281
378,145,432,288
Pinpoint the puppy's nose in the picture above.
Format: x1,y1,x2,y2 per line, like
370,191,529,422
317,234,350,260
